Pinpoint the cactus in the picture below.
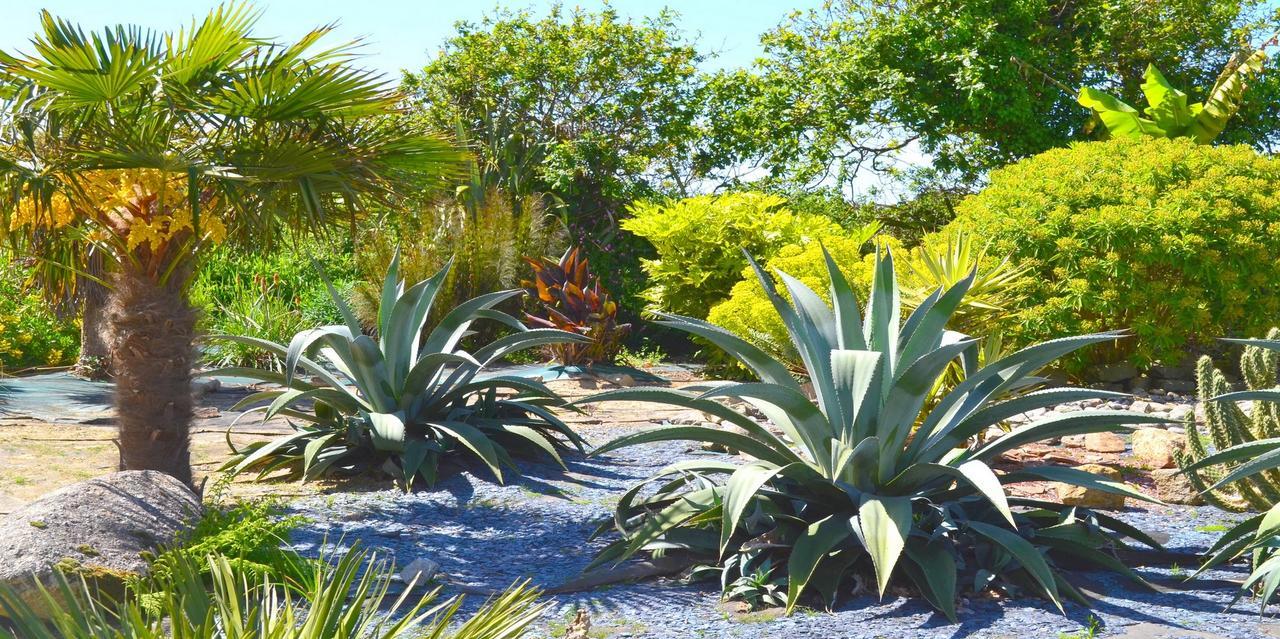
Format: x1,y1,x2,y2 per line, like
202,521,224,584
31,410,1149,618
1176,327,1280,512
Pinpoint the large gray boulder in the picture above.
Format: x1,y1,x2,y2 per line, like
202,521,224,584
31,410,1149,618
0,470,202,612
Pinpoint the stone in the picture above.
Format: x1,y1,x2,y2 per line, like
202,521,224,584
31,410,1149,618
1092,363,1139,383
1150,365,1193,380
1160,379,1197,393
1167,404,1193,422
399,557,440,587
1151,468,1203,505
1055,464,1126,509
1127,375,1152,392
1131,428,1186,469
191,376,221,398
0,471,201,615
1129,400,1154,414
1084,432,1127,453
1062,434,1087,448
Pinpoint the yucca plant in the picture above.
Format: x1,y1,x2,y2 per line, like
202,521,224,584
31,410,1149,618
522,247,631,365
0,546,546,639
582,249,1165,619
218,252,587,489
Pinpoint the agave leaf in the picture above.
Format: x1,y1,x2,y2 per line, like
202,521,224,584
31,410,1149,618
857,495,912,597
1006,465,1160,505
378,247,403,340
822,244,866,350
785,515,852,613
864,248,900,365
421,289,525,355
950,388,1129,441
1181,437,1280,475
830,349,883,446
968,411,1166,463
432,420,505,483
1202,446,1280,493
720,461,786,556
903,539,958,622
896,268,974,372
967,521,1063,611
368,411,406,453
620,487,720,562
653,313,800,390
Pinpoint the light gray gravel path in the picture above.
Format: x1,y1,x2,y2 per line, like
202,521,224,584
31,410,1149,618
286,423,1279,639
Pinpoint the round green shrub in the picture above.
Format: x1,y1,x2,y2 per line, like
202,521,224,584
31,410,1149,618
947,137,1280,372
623,192,844,318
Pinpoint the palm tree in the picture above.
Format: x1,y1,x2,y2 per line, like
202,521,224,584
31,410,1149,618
0,4,464,487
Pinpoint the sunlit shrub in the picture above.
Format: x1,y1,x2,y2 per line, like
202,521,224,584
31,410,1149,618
623,192,844,318
0,257,78,369
947,137,1280,372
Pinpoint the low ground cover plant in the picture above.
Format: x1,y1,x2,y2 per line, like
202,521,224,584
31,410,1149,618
582,249,1165,618
219,253,586,489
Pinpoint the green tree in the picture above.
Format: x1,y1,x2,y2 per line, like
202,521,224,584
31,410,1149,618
0,4,462,486
710,0,1278,189
402,4,708,226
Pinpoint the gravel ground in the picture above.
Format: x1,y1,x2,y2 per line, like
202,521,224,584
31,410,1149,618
287,423,1278,639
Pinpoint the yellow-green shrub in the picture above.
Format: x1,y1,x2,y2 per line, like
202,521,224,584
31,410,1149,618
947,137,1280,371
623,192,843,317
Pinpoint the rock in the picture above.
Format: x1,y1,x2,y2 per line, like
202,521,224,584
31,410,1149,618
563,609,592,639
1055,464,1127,510
1062,434,1087,448
1160,379,1197,393
1131,428,1186,469
1150,365,1193,380
399,557,440,587
1127,375,1152,392
1092,363,1139,383
1129,400,1154,414
0,471,201,615
1151,468,1203,505
1084,432,1127,453
191,376,220,398
1167,405,1193,422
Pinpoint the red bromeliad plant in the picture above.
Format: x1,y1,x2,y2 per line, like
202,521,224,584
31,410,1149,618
522,247,630,365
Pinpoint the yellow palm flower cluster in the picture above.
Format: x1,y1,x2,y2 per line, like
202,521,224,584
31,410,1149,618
12,169,228,252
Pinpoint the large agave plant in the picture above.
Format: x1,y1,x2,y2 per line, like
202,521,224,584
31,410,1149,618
583,249,1165,619
219,252,587,488
0,546,546,639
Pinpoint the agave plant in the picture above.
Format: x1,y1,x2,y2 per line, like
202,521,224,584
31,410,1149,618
582,249,1165,619
0,546,546,639
1179,335,1280,614
522,247,631,366
218,252,587,489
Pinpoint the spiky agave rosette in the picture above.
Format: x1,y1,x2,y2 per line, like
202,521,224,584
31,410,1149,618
215,250,589,489
581,248,1166,620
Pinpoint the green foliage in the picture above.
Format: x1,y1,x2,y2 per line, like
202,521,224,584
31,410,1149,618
145,496,307,589
585,249,1162,619
0,255,78,369
0,544,546,639
402,4,707,219
219,254,586,489
192,237,356,369
624,192,844,318
1079,52,1270,143
703,0,1278,186
1177,331,1280,512
351,189,564,346
947,137,1280,372
522,247,631,365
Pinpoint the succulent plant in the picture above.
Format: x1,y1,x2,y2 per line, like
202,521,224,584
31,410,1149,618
522,247,631,365
582,248,1164,619
217,251,587,489
1176,327,1280,512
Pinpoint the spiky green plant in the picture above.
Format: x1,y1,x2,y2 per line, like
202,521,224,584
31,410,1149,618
581,249,1165,619
1176,327,1280,512
0,546,546,639
217,251,587,489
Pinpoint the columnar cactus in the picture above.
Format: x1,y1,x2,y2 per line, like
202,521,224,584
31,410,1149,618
1177,328,1280,511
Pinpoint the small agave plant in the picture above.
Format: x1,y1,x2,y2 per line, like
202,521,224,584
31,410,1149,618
218,252,587,489
583,248,1166,619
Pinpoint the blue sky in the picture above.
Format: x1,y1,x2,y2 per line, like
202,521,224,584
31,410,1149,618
0,1,822,79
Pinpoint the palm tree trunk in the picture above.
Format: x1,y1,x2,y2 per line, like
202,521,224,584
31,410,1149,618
73,251,112,379
106,261,196,487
